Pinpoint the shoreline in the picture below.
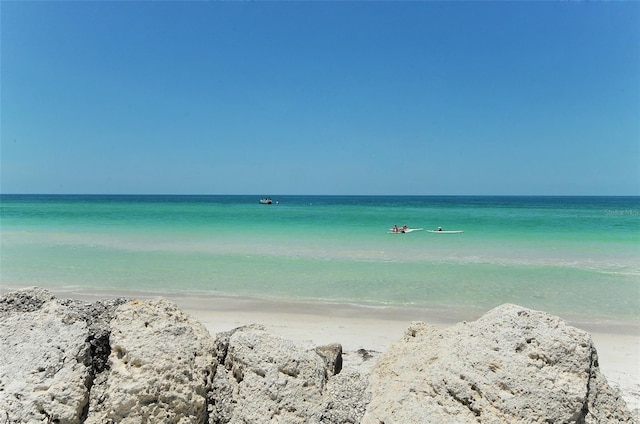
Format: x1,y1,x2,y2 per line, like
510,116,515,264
165,294,640,417
2,286,638,414
9,286,637,335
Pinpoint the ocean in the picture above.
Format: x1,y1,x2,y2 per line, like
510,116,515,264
1,195,638,322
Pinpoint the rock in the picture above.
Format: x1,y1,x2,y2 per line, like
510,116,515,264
209,325,372,424
362,303,634,423
320,349,381,424
0,288,125,424
209,324,331,423
85,298,218,424
1,289,633,424
0,287,55,314
315,343,343,376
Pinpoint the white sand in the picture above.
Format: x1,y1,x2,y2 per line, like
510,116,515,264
171,295,640,416
12,288,639,415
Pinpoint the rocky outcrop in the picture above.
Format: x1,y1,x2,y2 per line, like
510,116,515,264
362,304,634,423
209,326,376,424
209,324,364,423
0,288,126,423
84,298,218,423
0,289,634,423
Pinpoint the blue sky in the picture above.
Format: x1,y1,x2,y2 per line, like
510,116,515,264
2,1,639,195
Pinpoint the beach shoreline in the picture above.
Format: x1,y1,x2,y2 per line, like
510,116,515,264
3,285,638,415
7,285,638,333
170,294,640,417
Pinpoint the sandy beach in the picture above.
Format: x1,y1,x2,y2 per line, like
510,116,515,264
161,294,640,416
8,287,639,417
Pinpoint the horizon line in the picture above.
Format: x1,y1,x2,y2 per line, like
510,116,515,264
2,193,639,198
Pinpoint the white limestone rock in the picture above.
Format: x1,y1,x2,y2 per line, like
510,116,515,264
209,324,330,423
320,348,381,424
0,287,123,424
210,324,374,424
2,289,633,424
362,303,634,424
85,298,218,424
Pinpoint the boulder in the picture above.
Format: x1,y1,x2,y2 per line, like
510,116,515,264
85,298,218,424
1,289,633,424
319,348,381,424
362,303,634,423
0,287,125,423
209,324,351,423
209,324,376,424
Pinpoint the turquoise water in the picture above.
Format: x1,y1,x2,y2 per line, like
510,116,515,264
1,195,639,320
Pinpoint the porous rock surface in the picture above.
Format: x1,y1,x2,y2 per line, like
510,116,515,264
362,303,634,424
0,288,126,423
0,288,634,423
84,298,218,424
209,325,373,423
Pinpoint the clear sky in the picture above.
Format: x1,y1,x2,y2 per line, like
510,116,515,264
1,1,639,195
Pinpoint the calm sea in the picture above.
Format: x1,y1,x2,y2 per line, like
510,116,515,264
1,195,638,321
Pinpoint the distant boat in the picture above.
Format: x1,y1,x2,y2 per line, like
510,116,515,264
259,198,273,205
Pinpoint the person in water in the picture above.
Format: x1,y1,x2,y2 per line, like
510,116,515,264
393,225,400,233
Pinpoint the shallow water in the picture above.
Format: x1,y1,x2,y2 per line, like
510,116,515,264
1,195,638,320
